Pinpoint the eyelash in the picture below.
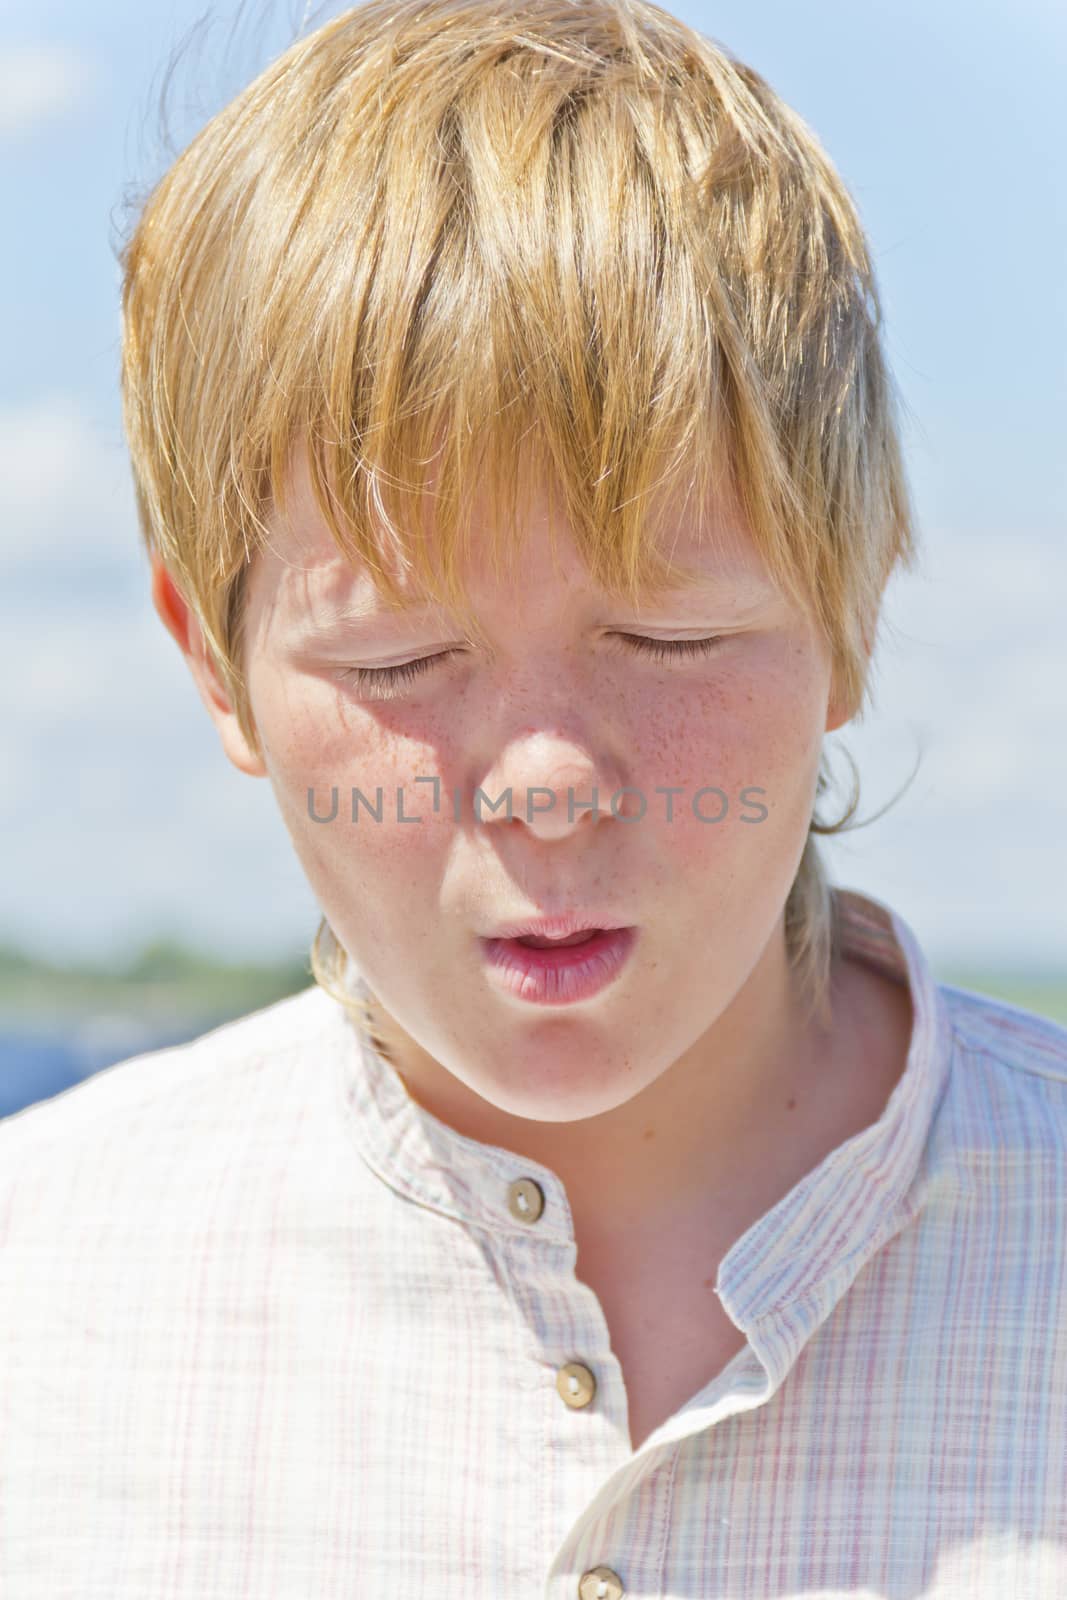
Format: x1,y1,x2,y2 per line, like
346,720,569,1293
336,632,726,699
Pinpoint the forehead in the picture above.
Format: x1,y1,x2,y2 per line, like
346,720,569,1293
247,441,777,633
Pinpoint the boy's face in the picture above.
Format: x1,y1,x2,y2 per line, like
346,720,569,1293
155,445,851,1136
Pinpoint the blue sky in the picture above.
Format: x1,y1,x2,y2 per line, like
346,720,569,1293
1,0,1064,972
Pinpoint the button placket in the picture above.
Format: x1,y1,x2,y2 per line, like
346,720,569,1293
506,1181,620,1596
506,1181,606,1421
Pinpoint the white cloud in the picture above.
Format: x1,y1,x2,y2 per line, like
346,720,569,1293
0,395,139,570
0,592,319,966
822,523,1067,966
0,44,96,140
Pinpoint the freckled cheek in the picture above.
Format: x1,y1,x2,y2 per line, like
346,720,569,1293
281,711,454,891
640,673,819,864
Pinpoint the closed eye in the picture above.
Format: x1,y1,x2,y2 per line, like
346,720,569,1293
612,632,725,664
335,632,726,700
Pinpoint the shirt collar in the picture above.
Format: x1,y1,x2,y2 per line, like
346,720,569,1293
334,887,954,1372
711,888,955,1384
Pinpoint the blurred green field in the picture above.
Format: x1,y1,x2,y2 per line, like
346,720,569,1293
0,937,314,1031
934,969,1067,1027
1,937,1065,1031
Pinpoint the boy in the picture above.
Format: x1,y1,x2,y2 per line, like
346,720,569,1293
3,0,1065,1593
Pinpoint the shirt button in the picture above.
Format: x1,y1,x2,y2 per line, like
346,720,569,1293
578,1567,624,1598
507,1178,545,1223
556,1361,597,1409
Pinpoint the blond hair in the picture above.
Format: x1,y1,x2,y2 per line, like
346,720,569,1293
119,0,921,1036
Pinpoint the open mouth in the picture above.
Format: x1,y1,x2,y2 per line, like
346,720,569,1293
480,926,637,1005
512,929,601,948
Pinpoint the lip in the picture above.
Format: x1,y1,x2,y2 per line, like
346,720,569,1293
480,926,637,1006
482,914,629,940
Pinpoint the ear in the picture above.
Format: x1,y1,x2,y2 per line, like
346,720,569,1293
150,556,268,778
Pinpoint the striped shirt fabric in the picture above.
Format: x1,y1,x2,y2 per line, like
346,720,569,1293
2,886,1066,1597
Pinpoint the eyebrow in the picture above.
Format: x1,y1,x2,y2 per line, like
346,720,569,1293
646,569,776,601
309,570,774,622
314,601,435,625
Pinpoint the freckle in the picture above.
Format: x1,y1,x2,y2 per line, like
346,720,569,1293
642,1126,655,1140
703,1276,714,1289
786,1097,797,1111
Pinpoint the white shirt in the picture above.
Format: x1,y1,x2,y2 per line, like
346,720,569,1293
2,886,1066,1598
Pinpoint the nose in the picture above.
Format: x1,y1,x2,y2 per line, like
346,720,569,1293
478,737,630,842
